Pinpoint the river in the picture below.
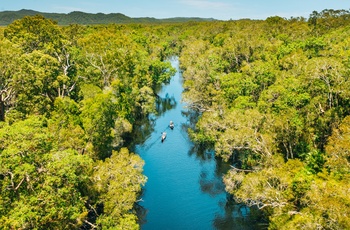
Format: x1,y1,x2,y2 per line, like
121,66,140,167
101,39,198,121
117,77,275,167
131,57,265,230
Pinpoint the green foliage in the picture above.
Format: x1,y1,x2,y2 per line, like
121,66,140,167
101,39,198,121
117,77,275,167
48,98,86,152
303,150,325,173
149,59,176,85
2,10,350,229
325,115,350,177
1,15,179,229
93,148,146,229
178,14,350,229
12,50,60,116
80,90,118,159
4,15,63,54
0,38,21,121
308,9,350,34
0,116,93,229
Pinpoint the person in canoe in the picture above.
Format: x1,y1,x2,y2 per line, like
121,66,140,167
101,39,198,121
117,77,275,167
161,132,167,142
169,121,174,129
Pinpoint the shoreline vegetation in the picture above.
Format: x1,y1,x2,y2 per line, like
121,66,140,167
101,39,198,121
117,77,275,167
0,8,349,229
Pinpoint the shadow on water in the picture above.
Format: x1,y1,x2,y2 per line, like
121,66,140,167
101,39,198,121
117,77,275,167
188,146,268,229
135,189,147,226
126,93,177,150
156,93,177,116
213,198,269,230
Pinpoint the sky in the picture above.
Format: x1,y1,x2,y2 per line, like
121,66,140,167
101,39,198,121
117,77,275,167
0,0,349,20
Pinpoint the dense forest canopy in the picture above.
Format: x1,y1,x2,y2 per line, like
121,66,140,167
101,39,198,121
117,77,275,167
0,14,176,229
179,9,350,229
0,8,350,229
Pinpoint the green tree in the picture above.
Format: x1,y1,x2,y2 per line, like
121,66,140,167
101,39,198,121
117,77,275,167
0,116,93,229
12,51,61,116
177,17,350,230
4,15,63,54
80,87,117,159
325,115,350,177
93,148,147,229
0,38,21,121
48,97,86,154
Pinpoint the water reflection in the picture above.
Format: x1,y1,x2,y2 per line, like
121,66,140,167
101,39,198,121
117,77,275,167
199,170,225,197
135,190,147,226
127,92,178,149
181,109,200,128
197,152,229,197
127,116,156,148
214,198,268,230
156,93,177,116
188,144,215,162
192,147,268,229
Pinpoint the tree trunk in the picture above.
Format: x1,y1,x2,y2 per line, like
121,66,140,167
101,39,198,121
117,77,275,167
0,98,5,121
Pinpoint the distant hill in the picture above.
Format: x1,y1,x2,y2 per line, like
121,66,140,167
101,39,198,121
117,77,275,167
0,9,216,25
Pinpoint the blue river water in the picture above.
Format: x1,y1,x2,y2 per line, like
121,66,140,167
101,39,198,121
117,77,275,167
132,57,265,230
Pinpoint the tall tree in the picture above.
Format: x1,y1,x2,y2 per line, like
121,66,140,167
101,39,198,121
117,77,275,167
93,148,146,229
0,116,93,229
0,39,21,121
4,15,63,54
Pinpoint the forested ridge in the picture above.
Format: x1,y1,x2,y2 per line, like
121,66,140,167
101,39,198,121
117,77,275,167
0,8,350,229
0,9,215,26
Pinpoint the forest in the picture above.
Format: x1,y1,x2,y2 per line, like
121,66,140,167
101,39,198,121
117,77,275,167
0,8,350,229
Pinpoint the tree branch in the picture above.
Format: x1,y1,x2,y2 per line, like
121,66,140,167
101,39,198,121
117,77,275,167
88,204,99,217
14,176,25,191
230,165,255,172
84,220,97,229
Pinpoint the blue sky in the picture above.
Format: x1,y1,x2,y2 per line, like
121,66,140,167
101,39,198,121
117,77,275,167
1,1,349,20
